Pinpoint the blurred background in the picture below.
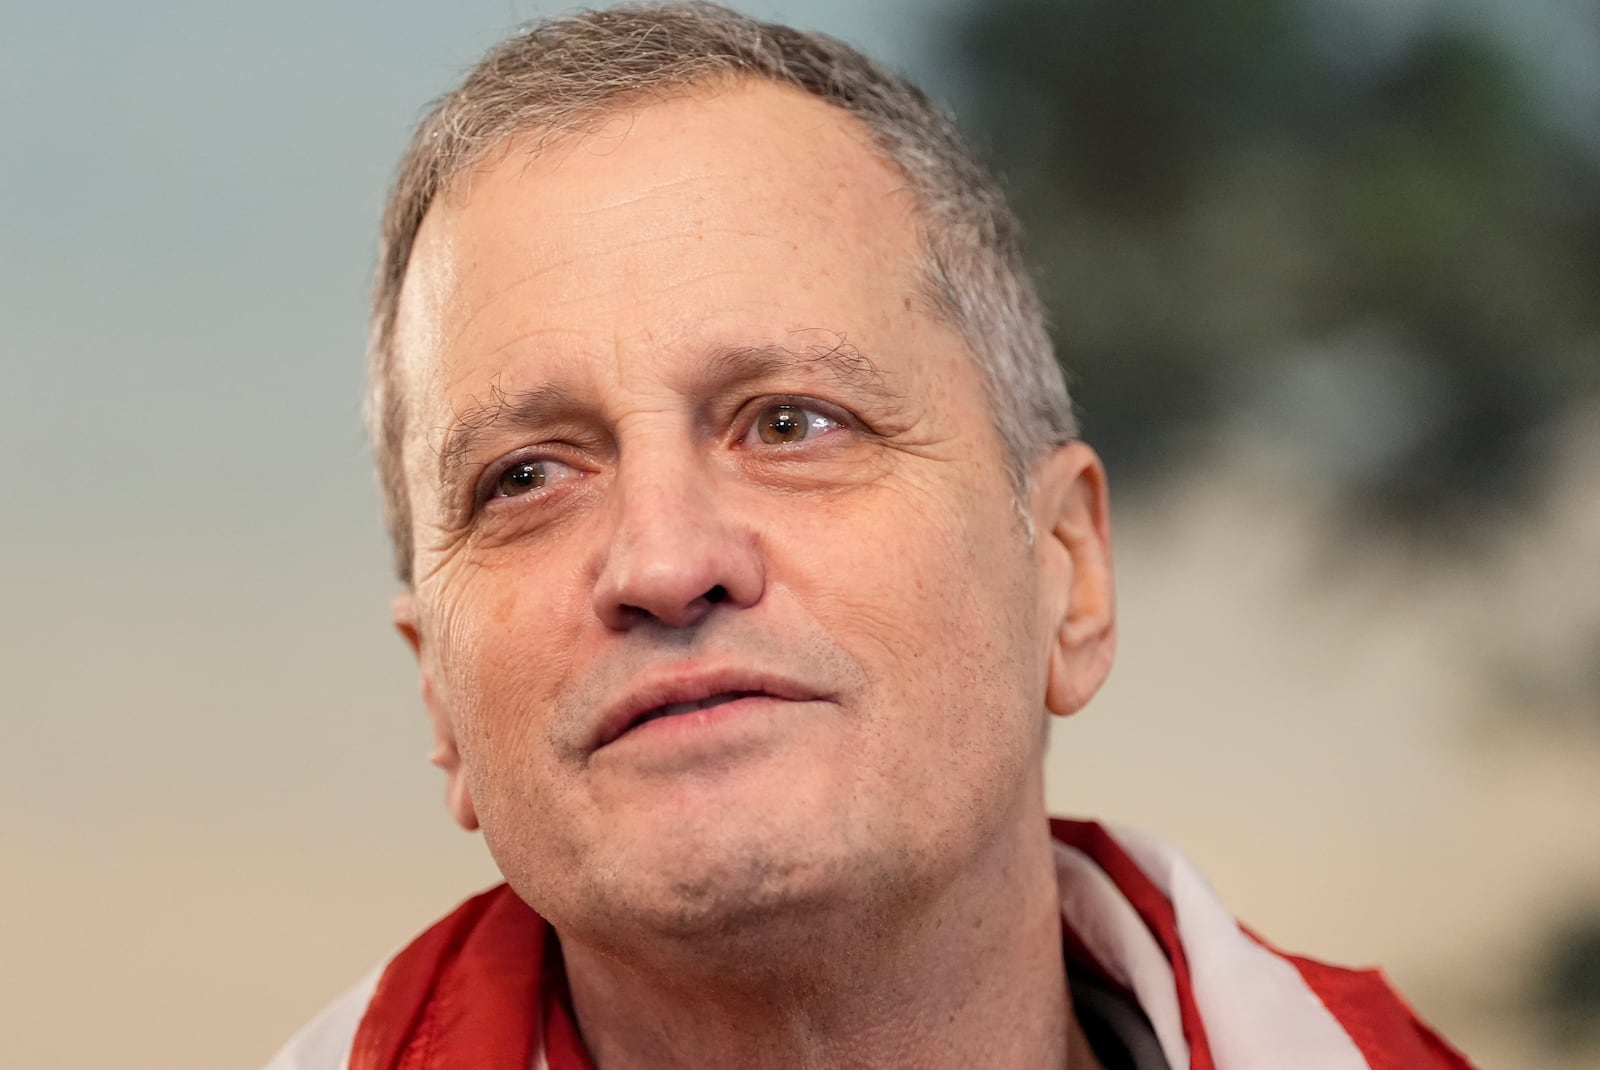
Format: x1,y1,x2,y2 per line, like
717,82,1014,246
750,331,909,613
2,0,1596,1066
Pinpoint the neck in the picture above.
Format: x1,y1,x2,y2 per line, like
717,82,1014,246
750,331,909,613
561,798,1094,1070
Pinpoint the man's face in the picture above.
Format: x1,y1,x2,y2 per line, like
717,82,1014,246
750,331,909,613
392,82,1092,941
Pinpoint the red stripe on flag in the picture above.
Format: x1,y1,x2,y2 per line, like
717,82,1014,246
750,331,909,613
1283,952,1478,1070
351,885,547,1070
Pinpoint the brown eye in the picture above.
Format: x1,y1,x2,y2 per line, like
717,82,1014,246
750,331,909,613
496,460,549,497
740,402,843,449
757,404,812,445
481,456,582,508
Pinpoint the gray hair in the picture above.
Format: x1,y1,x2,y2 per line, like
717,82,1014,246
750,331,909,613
368,0,1075,583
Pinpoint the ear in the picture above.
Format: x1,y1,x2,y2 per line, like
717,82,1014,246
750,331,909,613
1030,441,1116,719
392,591,479,831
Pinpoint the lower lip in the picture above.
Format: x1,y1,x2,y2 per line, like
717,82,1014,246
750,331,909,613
605,695,799,750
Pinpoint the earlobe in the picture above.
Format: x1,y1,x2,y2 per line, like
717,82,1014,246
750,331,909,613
421,675,480,832
393,592,480,832
1033,443,1117,719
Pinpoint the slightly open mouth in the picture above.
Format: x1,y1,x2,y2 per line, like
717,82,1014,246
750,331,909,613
627,690,766,731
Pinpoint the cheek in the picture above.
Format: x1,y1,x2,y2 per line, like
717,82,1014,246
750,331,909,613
783,472,1043,725
425,559,587,801
777,481,1047,850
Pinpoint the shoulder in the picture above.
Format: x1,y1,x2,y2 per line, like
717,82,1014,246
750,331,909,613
261,961,386,1070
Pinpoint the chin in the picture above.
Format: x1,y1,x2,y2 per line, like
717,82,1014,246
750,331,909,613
571,808,894,946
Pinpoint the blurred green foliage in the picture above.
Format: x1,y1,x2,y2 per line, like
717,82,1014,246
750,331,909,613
949,0,1600,539
1528,909,1600,1050
943,0,1600,1049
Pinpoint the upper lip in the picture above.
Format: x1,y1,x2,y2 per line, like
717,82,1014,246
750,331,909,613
592,664,825,750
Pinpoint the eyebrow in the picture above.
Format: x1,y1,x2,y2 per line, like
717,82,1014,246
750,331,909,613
698,337,897,404
433,336,898,489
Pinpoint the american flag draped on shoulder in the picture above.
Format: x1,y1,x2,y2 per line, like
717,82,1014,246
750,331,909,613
265,819,1477,1070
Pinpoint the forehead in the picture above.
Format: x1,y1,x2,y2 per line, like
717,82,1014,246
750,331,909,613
392,80,936,413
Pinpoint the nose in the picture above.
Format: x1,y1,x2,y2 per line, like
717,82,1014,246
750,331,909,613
591,450,765,630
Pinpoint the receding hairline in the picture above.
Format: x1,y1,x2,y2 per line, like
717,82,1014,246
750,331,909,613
383,75,966,466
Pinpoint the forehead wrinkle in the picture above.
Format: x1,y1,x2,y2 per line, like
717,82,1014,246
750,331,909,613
438,226,800,364
429,116,910,357
561,169,724,214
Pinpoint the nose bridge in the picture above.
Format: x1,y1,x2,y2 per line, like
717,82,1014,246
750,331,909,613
592,417,761,629
612,432,720,551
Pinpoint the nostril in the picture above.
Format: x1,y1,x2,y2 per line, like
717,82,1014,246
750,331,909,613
703,584,728,604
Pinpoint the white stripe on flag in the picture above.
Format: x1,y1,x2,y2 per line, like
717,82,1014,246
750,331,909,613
1108,823,1372,1070
1055,841,1193,1068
